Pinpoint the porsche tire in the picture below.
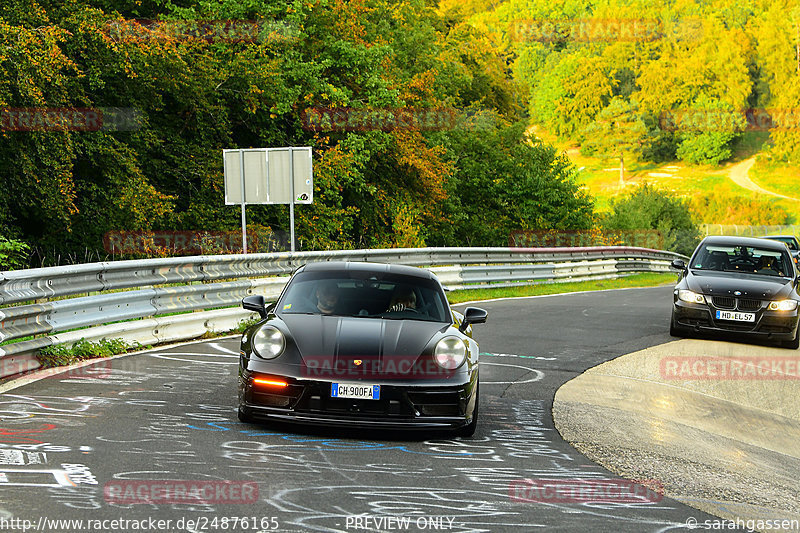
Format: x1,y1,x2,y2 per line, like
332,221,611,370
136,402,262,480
456,384,479,438
237,406,255,423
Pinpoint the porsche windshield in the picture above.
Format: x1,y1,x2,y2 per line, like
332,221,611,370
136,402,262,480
278,272,450,322
691,245,791,277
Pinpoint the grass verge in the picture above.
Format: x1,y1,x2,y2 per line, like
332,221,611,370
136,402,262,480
37,338,147,368
447,272,677,304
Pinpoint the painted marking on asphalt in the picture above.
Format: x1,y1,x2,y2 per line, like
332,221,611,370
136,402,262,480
481,352,556,361
146,354,236,365
480,363,544,385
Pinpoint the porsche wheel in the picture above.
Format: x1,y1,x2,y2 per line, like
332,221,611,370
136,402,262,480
237,406,255,423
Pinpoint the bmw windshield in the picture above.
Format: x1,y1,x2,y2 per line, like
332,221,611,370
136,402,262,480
691,244,792,278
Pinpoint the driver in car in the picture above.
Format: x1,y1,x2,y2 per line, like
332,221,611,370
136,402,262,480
387,286,417,312
313,282,340,314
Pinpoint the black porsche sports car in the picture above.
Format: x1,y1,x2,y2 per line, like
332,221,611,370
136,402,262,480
670,235,800,348
237,261,488,436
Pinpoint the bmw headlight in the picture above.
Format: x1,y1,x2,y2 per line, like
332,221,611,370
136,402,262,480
252,325,285,359
678,290,706,304
768,300,798,312
434,337,467,370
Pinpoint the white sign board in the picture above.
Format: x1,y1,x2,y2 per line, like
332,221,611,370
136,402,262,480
223,147,312,205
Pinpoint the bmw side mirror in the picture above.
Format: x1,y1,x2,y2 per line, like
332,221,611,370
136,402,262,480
671,259,686,271
242,295,267,319
460,307,488,332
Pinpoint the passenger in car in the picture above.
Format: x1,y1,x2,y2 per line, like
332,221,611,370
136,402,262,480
755,256,782,276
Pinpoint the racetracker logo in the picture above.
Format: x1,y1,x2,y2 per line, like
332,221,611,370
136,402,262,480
301,355,458,380
509,229,663,249
508,18,702,43
660,356,800,380
103,229,287,255
659,108,800,132
0,108,141,132
509,478,663,503
300,107,495,132
103,19,297,44
0,358,112,380
103,480,258,504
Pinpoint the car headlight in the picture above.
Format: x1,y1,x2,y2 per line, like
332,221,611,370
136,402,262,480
252,325,285,359
434,337,467,370
768,300,798,311
678,290,706,304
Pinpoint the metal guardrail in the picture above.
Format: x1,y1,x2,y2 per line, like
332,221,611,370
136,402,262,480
0,246,685,379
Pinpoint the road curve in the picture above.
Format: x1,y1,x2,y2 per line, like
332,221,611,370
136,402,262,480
0,286,743,532
727,157,798,201
554,338,800,529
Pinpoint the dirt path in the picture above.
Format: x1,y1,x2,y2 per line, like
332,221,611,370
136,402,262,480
728,157,799,201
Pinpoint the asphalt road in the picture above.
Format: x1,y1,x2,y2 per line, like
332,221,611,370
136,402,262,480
0,286,735,532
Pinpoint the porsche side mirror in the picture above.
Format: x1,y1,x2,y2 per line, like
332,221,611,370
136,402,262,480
460,307,488,332
242,295,267,319
671,259,686,271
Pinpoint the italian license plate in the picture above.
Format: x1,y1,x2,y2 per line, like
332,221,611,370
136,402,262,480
716,310,755,322
331,383,380,400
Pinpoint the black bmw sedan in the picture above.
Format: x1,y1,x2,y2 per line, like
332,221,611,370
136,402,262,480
670,235,800,348
237,261,488,436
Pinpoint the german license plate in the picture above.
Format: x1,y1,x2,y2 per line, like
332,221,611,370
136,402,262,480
331,383,380,400
716,310,755,322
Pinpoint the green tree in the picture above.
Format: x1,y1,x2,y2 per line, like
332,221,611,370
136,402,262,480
675,96,745,165
580,97,647,186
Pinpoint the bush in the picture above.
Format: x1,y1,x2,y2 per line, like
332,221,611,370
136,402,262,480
0,236,30,270
676,131,738,165
602,184,701,256
675,96,745,166
38,338,139,368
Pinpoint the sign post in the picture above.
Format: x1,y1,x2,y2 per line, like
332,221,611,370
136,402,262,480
223,147,313,253
239,150,247,253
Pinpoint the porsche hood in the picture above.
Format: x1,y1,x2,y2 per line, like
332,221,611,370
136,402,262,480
280,315,451,379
